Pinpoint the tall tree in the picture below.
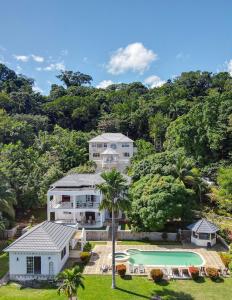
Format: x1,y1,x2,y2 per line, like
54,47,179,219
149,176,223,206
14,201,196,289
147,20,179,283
97,169,130,289
57,70,92,87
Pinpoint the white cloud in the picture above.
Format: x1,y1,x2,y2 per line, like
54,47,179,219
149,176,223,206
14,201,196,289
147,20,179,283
13,55,30,62
227,60,232,75
33,83,44,94
36,62,65,72
16,65,23,74
31,54,44,62
144,75,165,88
96,80,114,89
107,42,157,75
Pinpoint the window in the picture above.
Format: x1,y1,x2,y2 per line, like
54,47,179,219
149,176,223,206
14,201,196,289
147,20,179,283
63,211,72,215
62,195,70,202
61,246,66,260
92,143,96,148
93,153,100,158
110,144,117,149
97,143,102,148
26,256,41,274
123,152,130,157
26,257,33,274
122,143,130,147
103,143,107,148
199,233,210,240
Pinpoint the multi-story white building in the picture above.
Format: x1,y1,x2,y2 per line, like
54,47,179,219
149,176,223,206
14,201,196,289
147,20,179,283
88,133,134,171
47,172,131,227
47,133,133,228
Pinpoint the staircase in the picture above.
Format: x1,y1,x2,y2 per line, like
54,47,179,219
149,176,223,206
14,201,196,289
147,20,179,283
15,224,26,238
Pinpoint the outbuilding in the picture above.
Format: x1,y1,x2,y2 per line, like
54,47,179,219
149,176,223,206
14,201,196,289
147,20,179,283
4,221,77,281
187,218,219,247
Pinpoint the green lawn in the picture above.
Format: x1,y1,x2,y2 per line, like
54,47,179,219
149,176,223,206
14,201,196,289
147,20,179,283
90,241,107,248
0,253,8,278
117,240,181,246
0,276,232,300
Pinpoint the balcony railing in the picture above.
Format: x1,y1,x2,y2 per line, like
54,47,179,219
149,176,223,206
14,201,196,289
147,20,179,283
50,200,100,209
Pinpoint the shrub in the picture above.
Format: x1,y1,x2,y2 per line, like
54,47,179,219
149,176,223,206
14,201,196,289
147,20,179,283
206,267,220,280
220,252,232,268
188,266,199,279
83,242,92,252
116,264,126,277
80,251,91,264
161,232,168,240
142,237,150,242
150,268,164,282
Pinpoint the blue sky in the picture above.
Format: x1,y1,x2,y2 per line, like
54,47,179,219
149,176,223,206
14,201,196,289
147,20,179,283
0,0,232,94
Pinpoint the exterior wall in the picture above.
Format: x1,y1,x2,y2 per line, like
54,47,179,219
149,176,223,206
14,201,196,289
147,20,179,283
47,189,105,227
117,228,177,241
89,141,133,169
8,241,70,281
191,236,216,247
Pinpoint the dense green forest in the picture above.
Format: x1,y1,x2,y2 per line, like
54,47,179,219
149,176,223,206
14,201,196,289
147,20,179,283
0,63,231,237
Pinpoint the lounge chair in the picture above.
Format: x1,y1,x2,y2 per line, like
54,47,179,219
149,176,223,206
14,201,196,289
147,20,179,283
161,268,169,280
167,268,173,279
139,264,145,273
129,264,134,273
172,268,182,279
180,268,191,279
200,266,206,277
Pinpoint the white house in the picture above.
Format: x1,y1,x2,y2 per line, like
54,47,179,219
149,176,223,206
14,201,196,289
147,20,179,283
88,133,134,171
4,221,78,281
47,172,131,227
187,218,219,247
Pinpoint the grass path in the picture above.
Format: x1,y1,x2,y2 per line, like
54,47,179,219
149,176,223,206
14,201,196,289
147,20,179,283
0,276,232,300
0,253,8,278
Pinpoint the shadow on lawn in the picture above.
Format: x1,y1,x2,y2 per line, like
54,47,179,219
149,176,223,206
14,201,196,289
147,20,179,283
116,287,150,299
154,289,194,300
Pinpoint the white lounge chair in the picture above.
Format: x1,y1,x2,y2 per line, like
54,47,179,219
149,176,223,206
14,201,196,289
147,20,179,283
172,268,182,279
139,264,145,273
180,268,191,279
129,264,134,273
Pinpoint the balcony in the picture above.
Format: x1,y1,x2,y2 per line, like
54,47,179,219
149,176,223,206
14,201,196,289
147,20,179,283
50,200,100,210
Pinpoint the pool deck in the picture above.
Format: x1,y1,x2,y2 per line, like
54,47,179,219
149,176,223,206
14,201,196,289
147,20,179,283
84,242,225,275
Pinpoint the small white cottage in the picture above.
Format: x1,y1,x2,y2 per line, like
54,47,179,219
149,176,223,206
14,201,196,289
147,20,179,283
4,221,77,281
187,218,219,247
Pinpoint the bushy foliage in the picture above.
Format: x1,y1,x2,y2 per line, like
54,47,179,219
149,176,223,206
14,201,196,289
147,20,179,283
116,264,126,277
220,252,232,268
80,252,91,264
188,266,199,279
128,175,195,231
83,242,92,252
206,267,220,281
150,269,164,282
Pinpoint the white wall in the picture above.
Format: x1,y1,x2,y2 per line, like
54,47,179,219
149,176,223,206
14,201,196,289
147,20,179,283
8,241,70,280
89,142,134,164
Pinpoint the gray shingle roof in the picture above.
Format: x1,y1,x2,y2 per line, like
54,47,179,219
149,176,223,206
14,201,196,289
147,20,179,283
187,218,219,233
50,173,105,188
89,133,133,143
50,172,131,190
4,221,76,252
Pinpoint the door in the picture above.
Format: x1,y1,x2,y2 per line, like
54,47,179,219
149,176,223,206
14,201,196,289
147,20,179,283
49,261,54,275
85,212,95,222
34,256,41,274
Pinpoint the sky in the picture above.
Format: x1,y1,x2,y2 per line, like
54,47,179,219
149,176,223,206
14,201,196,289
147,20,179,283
0,0,232,94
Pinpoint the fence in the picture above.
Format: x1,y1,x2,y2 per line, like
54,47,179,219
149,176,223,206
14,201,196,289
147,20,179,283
0,225,18,240
117,226,178,241
85,226,110,241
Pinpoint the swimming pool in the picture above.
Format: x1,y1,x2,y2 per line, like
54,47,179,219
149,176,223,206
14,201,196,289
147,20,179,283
126,249,204,267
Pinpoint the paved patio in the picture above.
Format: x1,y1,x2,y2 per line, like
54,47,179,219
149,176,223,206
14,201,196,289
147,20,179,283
84,242,225,275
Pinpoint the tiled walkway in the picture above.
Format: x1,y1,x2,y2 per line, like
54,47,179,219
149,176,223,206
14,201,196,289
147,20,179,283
84,243,225,275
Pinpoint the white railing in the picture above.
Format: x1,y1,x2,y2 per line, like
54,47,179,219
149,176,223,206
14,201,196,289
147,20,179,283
10,274,55,281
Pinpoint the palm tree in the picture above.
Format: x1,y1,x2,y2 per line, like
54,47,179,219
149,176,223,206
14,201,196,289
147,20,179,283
0,179,16,219
57,266,84,300
97,168,130,289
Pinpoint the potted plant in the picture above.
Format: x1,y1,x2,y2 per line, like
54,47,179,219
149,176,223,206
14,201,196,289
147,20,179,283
150,269,164,282
116,264,127,277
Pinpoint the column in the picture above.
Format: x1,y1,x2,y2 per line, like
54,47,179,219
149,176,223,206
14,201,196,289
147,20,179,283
47,194,50,221
73,196,76,223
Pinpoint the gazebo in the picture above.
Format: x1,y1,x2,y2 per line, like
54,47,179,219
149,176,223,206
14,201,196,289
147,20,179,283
187,218,219,247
